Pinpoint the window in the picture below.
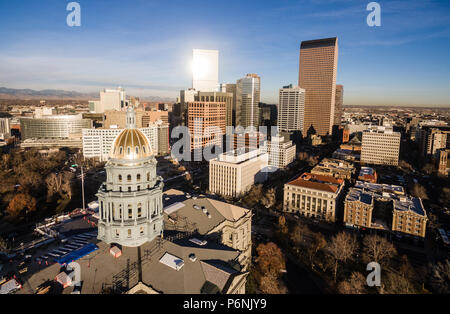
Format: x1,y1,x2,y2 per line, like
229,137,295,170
142,146,146,153
127,147,131,154
128,205,132,219
118,174,122,182
119,147,123,154
140,227,144,235
128,187,131,192
138,204,142,218
136,146,139,154
115,230,120,237
127,174,131,182
128,229,132,238
137,174,141,181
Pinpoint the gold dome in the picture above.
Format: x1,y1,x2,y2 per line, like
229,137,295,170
111,128,153,160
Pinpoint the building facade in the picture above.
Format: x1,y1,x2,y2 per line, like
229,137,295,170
311,158,355,180
20,114,92,140
277,84,305,133
187,100,226,151
236,74,260,130
361,126,401,166
299,37,338,136
283,172,344,222
82,125,160,161
209,148,268,197
334,84,343,126
261,135,296,169
192,49,219,92
195,91,233,128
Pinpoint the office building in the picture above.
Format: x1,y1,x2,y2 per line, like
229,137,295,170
299,37,338,136
220,83,237,125
334,84,343,126
89,88,126,113
261,135,296,169
192,49,219,92
82,125,161,161
361,126,401,166
209,148,269,197
277,84,305,133
187,100,226,151
283,172,345,222
195,91,233,127
104,110,144,129
0,117,11,140
236,74,260,130
142,110,169,125
20,114,92,140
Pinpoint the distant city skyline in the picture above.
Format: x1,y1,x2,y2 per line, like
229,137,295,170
0,0,449,106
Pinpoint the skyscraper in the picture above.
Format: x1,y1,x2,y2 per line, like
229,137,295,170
298,37,338,136
236,74,260,130
334,84,343,126
192,49,219,92
278,84,305,133
220,83,237,126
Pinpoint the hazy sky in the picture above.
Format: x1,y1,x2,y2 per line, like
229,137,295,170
0,0,449,106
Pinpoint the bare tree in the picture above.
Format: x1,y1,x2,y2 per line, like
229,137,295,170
259,273,287,294
327,232,358,282
256,242,286,277
362,234,397,266
337,272,367,294
261,187,276,208
428,259,450,294
307,232,327,268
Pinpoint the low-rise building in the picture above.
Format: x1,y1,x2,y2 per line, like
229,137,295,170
311,158,355,180
392,197,427,238
283,173,345,222
358,167,377,183
343,188,374,229
361,126,401,166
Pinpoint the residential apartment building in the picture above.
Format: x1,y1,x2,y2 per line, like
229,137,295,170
209,148,269,197
261,135,296,169
343,188,374,229
187,100,226,151
298,37,338,136
236,74,260,130
361,126,401,166
311,158,355,180
283,172,345,222
392,197,427,238
277,84,305,133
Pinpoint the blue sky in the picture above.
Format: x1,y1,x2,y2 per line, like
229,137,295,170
0,0,449,106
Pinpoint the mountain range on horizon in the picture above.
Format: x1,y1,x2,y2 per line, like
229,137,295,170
0,87,176,102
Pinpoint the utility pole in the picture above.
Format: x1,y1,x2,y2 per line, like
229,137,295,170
81,166,85,211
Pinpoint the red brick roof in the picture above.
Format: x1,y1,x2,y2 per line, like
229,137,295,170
287,172,343,193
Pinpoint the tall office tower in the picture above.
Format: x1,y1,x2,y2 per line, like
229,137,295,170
192,49,219,92
220,83,237,126
277,84,305,133
187,100,226,151
196,91,233,127
179,88,198,125
298,37,338,136
334,84,343,126
236,74,261,130
361,126,401,166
